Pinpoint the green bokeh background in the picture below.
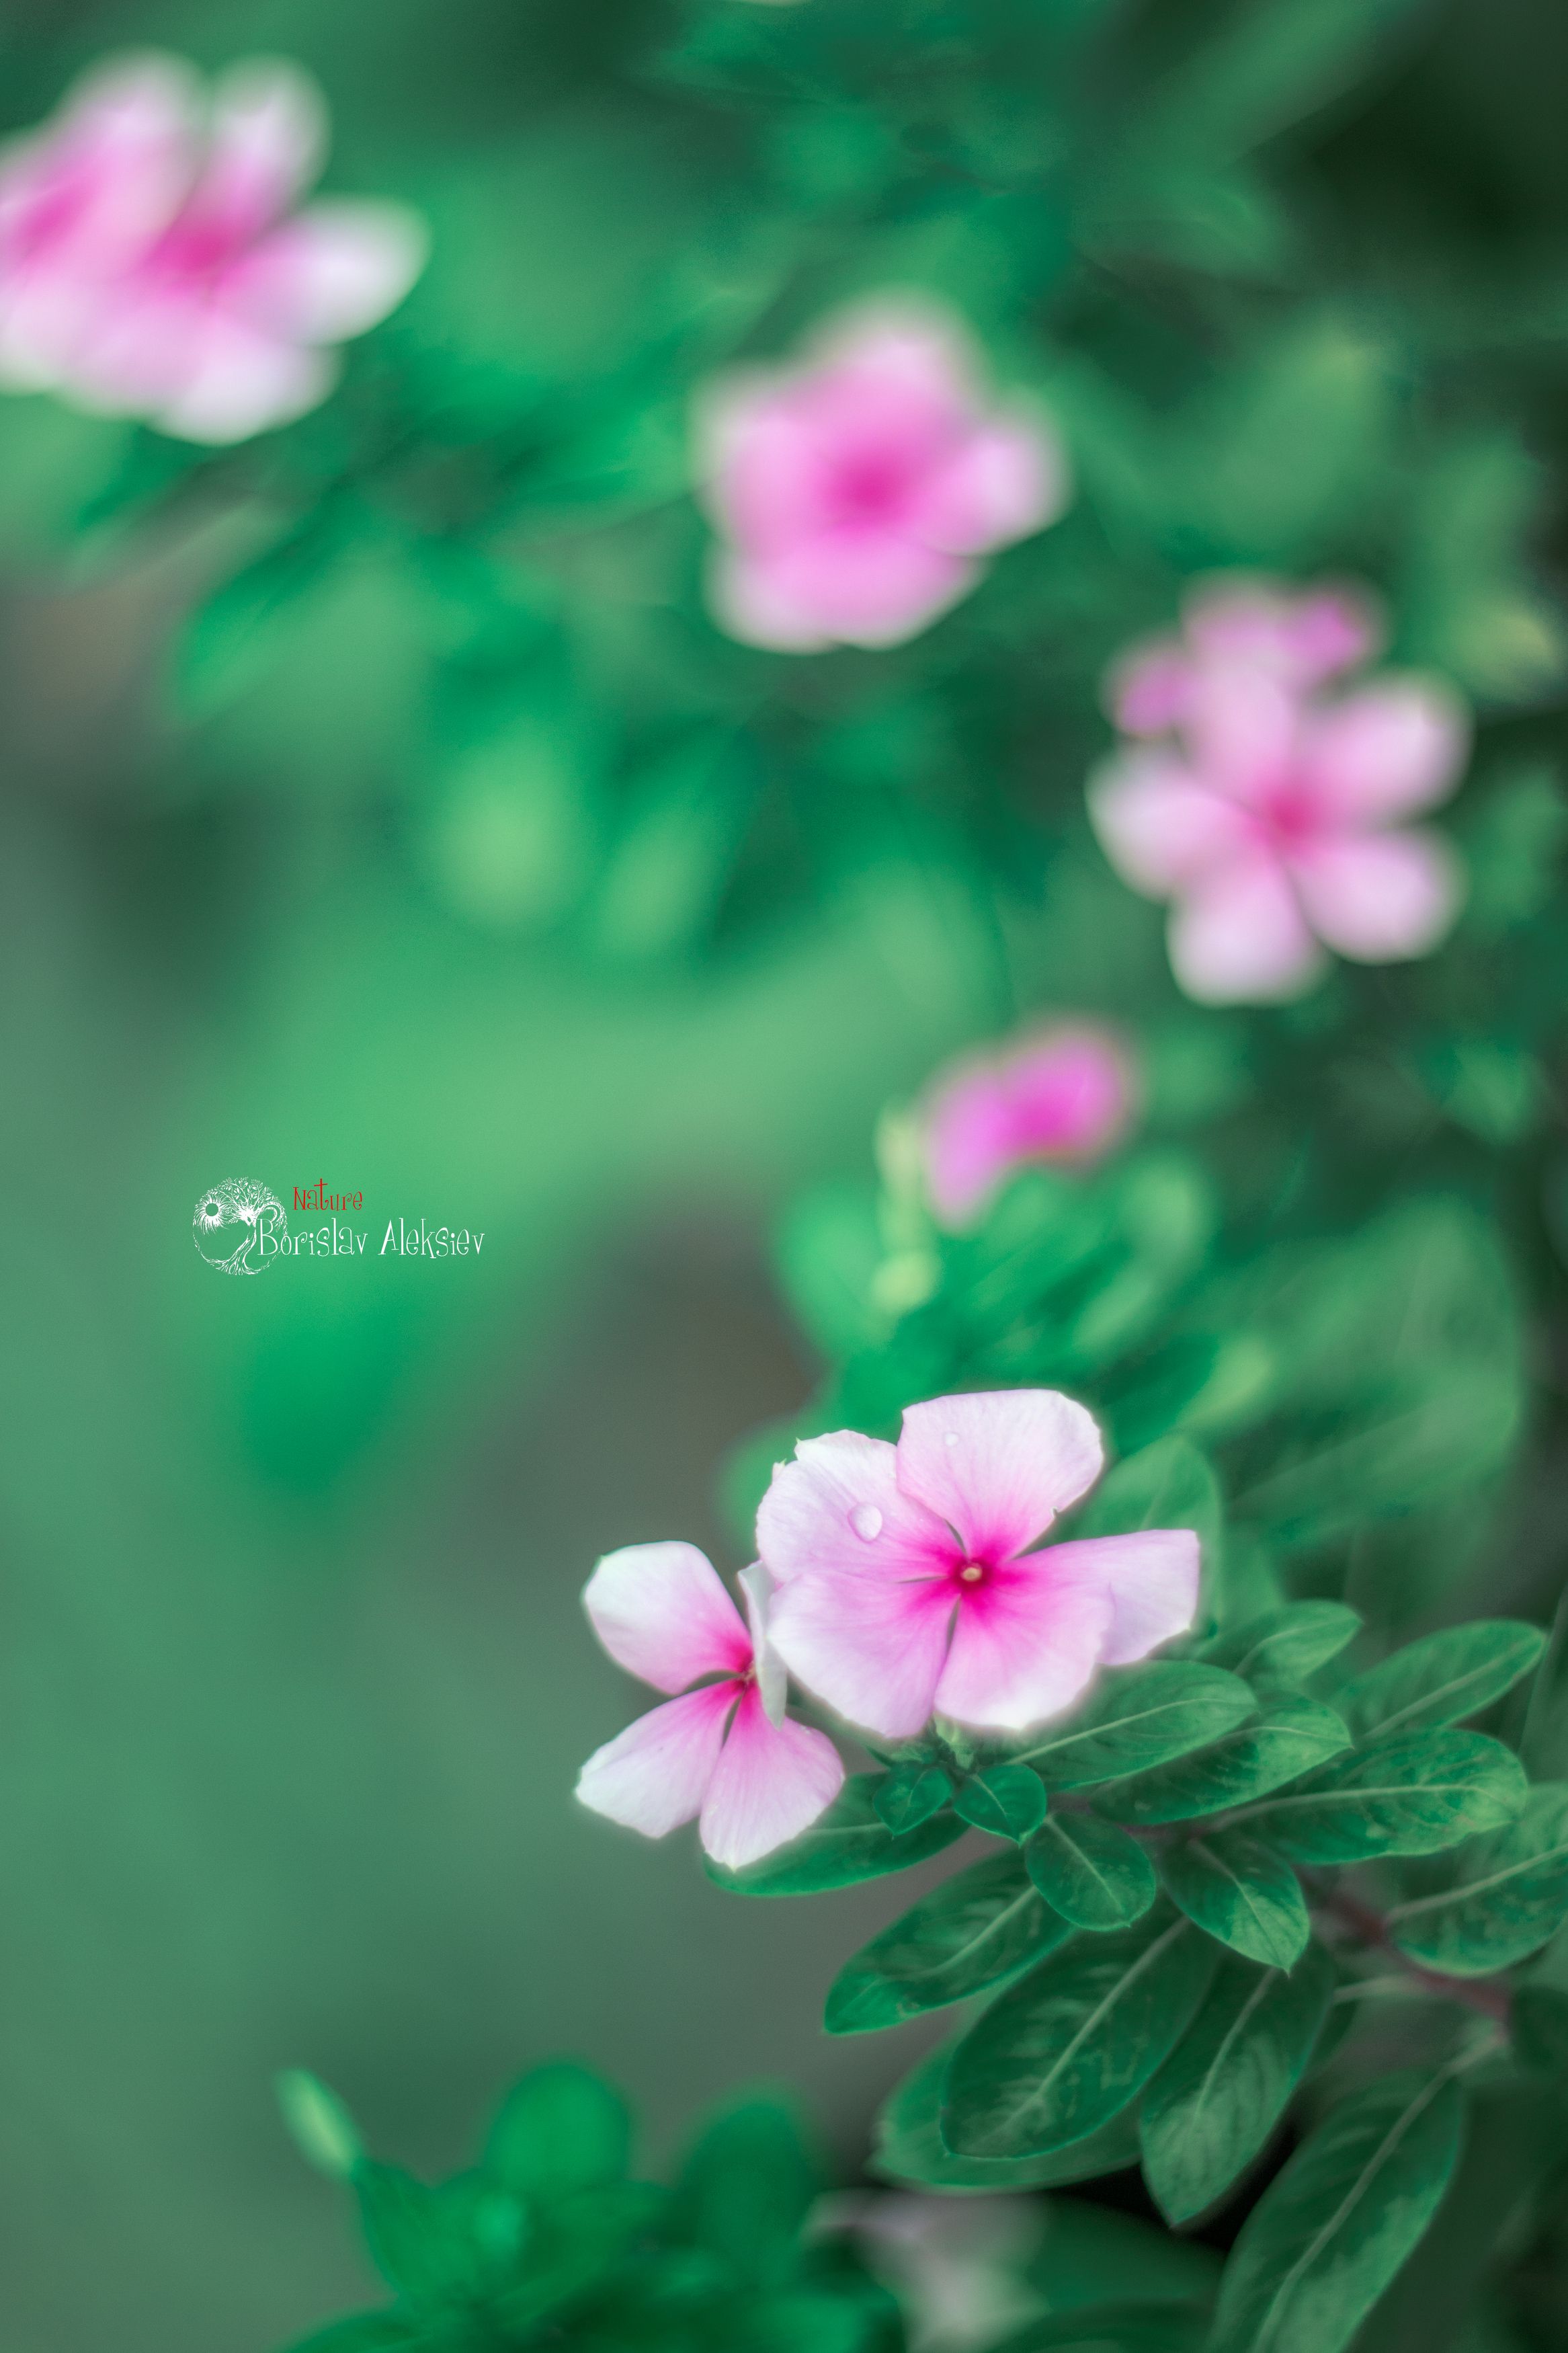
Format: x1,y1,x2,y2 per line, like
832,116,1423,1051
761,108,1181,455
4,0,1568,2344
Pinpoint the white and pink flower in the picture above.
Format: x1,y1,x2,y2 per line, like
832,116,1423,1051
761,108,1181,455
0,54,427,442
758,1390,1198,1741
1089,577,1470,1004
576,1542,844,1870
920,1023,1136,1226
696,301,1069,651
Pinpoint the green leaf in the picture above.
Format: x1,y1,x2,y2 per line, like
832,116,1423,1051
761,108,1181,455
1203,1603,1363,1689
1096,1695,1350,1827
1161,1831,1309,1968
484,2064,630,2201
985,2307,1209,2353
277,2070,363,2178
706,1775,964,1894
874,1761,954,1835
286,2319,430,2353
1071,1434,1224,1577
1232,1730,1527,1862
1385,1784,1568,1976
356,2164,522,2309
1333,1621,1546,1742
1140,1947,1335,2223
1208,2068,1465,2353
672,2098,817,2285
825,1851,1069,2035
954,1763,1049,1841
942,1911,1214,2160
1012,1664,1257,1790
1511,1985,1568,2076
1026,1812,1159,1930
873,2040,1143,2193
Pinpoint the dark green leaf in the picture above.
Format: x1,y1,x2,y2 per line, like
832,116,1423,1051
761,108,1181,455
1385,1784,1568,1975
873,2040,1143,2193
1203,1603,1362,1689
672,2098,817,2285
707,1774,964,1894
1208,2069,1465,2353
1161,1831,1309,1968
986,2305,1208,2353
484,2063,630,2200
1232,1730,1527,1862
1012,1665,1257,1790
942,1911,1214,2159
1096,1695,1350,1827
825,1851,1069,2035
954,1763,1050,1841
1512,1985,1568,2076
356,2164,522,2309
874,1762,954,1835
1026,1812,1159,1930
1334,1620,1546,1742
1140,1947,1335,2223
1071,1434,1224,1568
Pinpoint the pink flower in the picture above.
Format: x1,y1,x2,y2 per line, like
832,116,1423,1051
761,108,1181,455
0,55,427,442
1089,578,1469,1004
758,1390,1198,1741
576,1542,845,1870
921,1023,1136,1226
696,301,1069,651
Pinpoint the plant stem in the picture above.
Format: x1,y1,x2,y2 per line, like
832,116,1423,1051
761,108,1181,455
1317,1884,1512,2026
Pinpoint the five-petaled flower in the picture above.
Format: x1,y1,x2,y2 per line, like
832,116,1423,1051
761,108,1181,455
696,299,1069,651
921,1023,1136,1227
0,53,427,442
1088,577,1469,1005
758,1390,1198,1741
576,1542,844,1870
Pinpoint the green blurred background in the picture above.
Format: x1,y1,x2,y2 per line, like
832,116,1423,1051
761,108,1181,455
4,0,1568,2343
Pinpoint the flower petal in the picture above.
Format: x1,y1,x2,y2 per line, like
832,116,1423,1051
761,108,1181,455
1106,637,1195,735
1288,828,1464,963
756,1431,954,1587
698,1683,845,1869
575,1683,733,1838
196,59,327,241
724,529,973,650
934,1554,1114,1732
583,1541,752,1695
911,410,1069,553
897,1390,1104,1562
1182,666,1298,803
229,200,428,342
1039,1530,1200,1667
739,1560,787,1725
766,1566,956,1741
1295,679,1469,826
1088,751,1257,899
1167,851,1325,1004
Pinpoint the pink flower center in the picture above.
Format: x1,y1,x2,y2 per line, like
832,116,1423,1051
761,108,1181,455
956,1560,987,1586
1259,781,1323,849
827,449,912,528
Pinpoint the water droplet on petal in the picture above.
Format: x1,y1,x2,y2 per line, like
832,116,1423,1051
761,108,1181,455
850,1504,883,1542
944,1431,960,1447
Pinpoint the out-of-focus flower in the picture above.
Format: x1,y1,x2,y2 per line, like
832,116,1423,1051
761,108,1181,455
696,301,1069,651
576,1542,843,1870
920,1022,1136,1226
1089,577,1469,1004
0,54,427,442
758,1389,1198,1741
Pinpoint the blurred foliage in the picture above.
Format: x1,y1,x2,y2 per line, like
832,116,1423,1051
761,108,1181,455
280,2062,903,2353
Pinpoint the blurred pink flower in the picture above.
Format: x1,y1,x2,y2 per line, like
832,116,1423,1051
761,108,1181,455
758,1390,1198,1741
696,301,1069,650
576,1542,843,1870
921,1023,1135,1226
1089,577,1469,1004
0,54,427,442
